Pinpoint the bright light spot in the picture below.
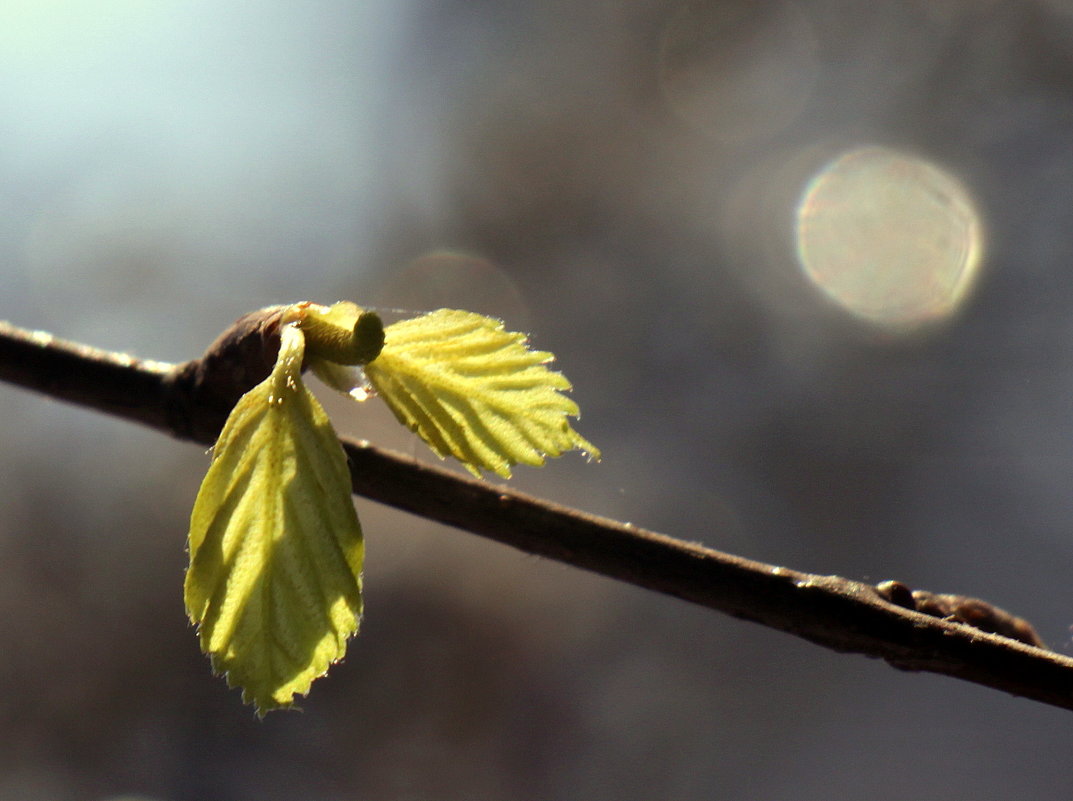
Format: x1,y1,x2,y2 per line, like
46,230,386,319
659,0,818,142
795,146,984,329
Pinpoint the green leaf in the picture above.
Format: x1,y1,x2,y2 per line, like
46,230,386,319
185,323,364,715
362,309,600,478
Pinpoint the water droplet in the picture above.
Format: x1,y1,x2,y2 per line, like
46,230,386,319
348,384,375,402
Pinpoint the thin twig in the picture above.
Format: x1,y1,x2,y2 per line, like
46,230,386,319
2,316,1073,712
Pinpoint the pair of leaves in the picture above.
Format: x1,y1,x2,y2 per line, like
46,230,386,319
185,303,599,714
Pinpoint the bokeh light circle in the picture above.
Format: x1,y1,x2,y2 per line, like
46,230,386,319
795,146,984,329
659,0,819,142
374,249,531,330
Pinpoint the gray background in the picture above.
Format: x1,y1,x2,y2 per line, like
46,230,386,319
2,1,1073,798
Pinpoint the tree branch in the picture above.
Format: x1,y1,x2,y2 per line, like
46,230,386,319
3,315,1073,712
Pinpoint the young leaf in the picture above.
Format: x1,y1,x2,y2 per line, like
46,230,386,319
297,300,385,366
362,309,599,478
185,323,364,715
298,301,380,400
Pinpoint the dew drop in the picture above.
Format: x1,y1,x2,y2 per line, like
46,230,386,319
348,384,375,402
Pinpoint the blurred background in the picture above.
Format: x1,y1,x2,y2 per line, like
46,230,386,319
2,0,1073,798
